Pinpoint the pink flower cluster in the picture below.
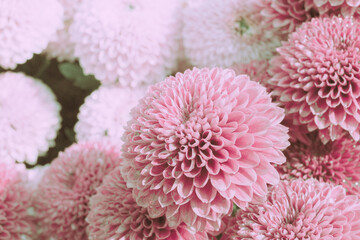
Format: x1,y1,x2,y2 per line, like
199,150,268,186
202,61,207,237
2,0,360,239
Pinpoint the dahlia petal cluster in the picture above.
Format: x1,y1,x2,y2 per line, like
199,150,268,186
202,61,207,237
182,0,281,68
222,179,360,239
0,163,33,239
269,16,360,142
256,0,360,37
0,72,61,164
87,166,209,240
0,0,63,69
278,132,360,195
121,67,290,231
75,85,146,146
70,0,181,87
34,142,122,240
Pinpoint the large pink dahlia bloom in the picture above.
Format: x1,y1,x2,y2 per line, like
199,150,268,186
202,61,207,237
0,163,33,239
182,0,281,68
75,85,146,146
278,132,360,195
70,0,181,87
0,72,61,164
87,167,208,240
0,0,63,69
34,142,122,240
257,0,360,37
270,16,360,142
121,68,290,231
222,179,360,239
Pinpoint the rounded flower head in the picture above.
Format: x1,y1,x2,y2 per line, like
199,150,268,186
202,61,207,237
0,163,33,239
277,132,360,195
87,167,209,240
257,0,360,37
75,85,146,146
0,0,63,69
34,142,122,240
70,0,181,87
182,0,280,68
121,68,290,231
222,179,360,239
0,72,61,164
269,16,360,142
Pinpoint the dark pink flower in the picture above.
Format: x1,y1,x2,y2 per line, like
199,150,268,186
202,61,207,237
0,163,33,239
34,142,122,240
269,16,360,142
278,132,360,195
87,167,208,240
222,179,360,239
121,67,289,231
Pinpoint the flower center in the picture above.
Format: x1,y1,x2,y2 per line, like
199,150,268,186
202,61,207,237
235,17,250,36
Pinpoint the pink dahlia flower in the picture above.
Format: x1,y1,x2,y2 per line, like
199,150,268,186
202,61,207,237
0,72,61,164
182,0,281,68
257,0,360,37
269,16,360,142
34,142,122,240
87,167,209,240
277,132,360,195
222,179,360,239
231,60,272,92
75,85,146,146
0,163,33,239
121,68,290,231
70,0,181,87
0,0,63,69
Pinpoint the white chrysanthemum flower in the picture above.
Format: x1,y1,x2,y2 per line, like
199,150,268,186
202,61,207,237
70,0,181,87
0,0,63,69
0,72,61,165
75,85,146,146
183,0,280,68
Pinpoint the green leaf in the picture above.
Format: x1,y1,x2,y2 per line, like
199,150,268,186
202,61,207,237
64,127,76,143
59,63,100,90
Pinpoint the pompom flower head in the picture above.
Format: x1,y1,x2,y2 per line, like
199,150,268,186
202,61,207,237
0,0,63,69
257,0,360,37
270,16,360,142
121,68,290,231
182,0,280,68
70,0,181,87
222,179,360,239
278,132,360,195
87,167,209,240
0,163,33,239
75,85,146,146
34,142,122,240
0,72,61,164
